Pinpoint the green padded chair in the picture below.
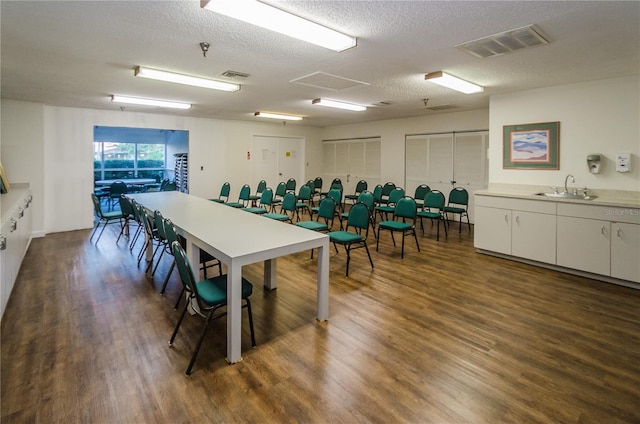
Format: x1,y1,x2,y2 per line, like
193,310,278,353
263,192,296,223
327,202,374,276
444,187,471,233
270,181,287,210
169,241,256,376
244,188,273,215
210,182,230,203
90,193,124,244
108,180,128,210
294,184,313,220
161,180,177,191
340,190,375,234
374,187,405,222
344,179,368,208
313,176,323,197
296,197,336,259
413,184,431,209
417,190,448,241
116,195,138,244
378,181,396,206
285,178,296,194
226,184,251,208
376,196,420,258
311,187,342,220
248,179,267,206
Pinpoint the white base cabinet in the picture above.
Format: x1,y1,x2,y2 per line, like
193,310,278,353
475,193,640,285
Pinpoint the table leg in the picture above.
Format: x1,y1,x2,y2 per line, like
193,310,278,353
226,261,243,364
317,239,329,321
264,259,277,290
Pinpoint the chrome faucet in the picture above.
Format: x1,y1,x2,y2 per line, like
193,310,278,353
564,174,575,194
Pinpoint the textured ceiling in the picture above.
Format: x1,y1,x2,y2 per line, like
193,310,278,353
1,1,638,127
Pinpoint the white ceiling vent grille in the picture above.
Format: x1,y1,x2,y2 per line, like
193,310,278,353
373,101,394,107
426,104,457,111
221,70,250,79
456,24,551,59
290,72,370,91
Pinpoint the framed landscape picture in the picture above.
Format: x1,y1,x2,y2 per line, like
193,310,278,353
503,121,560,169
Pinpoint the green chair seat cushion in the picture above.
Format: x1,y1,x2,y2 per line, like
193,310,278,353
328,231,363,244
340,212,349,219
244,207,267,214
196,275,253,306
226,202,244,208
248,195,260,201
103,210,124,219
263,213,290,221
296,221,328,231
444,206,465,213
210,198,225,203
417,211,442,219
375,206,394,213
378,221,412,231
344,194,358,200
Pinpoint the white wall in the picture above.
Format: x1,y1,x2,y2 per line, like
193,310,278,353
489,76,640,191
0,100,45,236
1,101,323,234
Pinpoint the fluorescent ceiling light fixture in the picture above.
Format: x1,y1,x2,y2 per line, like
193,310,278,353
111,95,191,110
254,112,303,121
312,98,366,112
200,0,356,52
134,66,240,92
424,71,484,94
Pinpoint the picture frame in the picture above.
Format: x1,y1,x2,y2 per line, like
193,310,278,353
503,121,560,169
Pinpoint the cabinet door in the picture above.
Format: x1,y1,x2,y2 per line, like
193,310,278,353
611,222,640,282
474,206,511,254
557,216,610,276
512,211,557,264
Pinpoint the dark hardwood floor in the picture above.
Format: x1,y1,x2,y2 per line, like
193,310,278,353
2,212,640,423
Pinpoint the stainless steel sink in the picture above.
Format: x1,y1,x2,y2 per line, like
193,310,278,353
533,192,597,200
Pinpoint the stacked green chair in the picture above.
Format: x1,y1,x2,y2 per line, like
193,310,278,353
444,187,471,233
376,196,420,258
169,241,256,376
244,188,273,215
226,184,251,208
90,193,124,244
263,192,297,223
417,190,448,241
210,182,230,203
327,202,374,276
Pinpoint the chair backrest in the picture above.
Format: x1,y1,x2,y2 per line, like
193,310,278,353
313,177,323,192
331,177,342,186
159,178,171,190
153,210,166,240
281,192,297,212
448,187,469,206
357,190,375,211
394,196,417,220
259,188,273,206
109,181,128,197
219,182,231,198
256,180,267,194
382,182,396,197
424,190,446,211
414,184,431,201
330,182,343,193
373,184,383,202
90,193,104,217
327,188,342,205
170,241,203,309
274,181,287,197
387,188,405,205
238,184,251,200
162,181,176,191
162,218,179,246
298,184,312,201
119,195,135,218
346,202,371,235
305,180,315,192
285,178,296,192
316,197,336,224
354,180,368,194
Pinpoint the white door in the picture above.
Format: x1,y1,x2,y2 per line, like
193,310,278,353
322,138,381,195
252,136,304,190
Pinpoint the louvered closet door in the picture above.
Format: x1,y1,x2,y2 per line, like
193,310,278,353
322,138,381,196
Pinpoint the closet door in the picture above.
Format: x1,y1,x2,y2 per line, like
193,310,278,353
322,137,380,195
453,131,488,223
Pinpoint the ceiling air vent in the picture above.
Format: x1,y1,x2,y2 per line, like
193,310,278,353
221,70,250,79
426,104,457,111
373,101,394,107
456,24,551,59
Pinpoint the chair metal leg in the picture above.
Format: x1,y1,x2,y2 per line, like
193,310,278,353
413,229,420,253
185,310,215,376
174,287,185,310
160,261,175,294
363,242,374,270
344,245,351,276
169,297,190,346
400,232,405,258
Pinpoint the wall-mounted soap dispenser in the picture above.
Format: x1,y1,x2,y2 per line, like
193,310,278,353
587,154,602,174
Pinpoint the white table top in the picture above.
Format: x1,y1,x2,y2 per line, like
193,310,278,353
128,191,328,264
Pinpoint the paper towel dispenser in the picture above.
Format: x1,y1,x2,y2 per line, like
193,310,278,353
587,154,601,174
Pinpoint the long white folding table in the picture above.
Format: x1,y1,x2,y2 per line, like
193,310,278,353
128,191,330,364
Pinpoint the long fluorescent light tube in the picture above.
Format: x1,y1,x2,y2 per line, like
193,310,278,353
424,71,484,94
201,0,356,52
254,112,303,121
111,95,192,110
135,66,240,92
312,98,366,111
